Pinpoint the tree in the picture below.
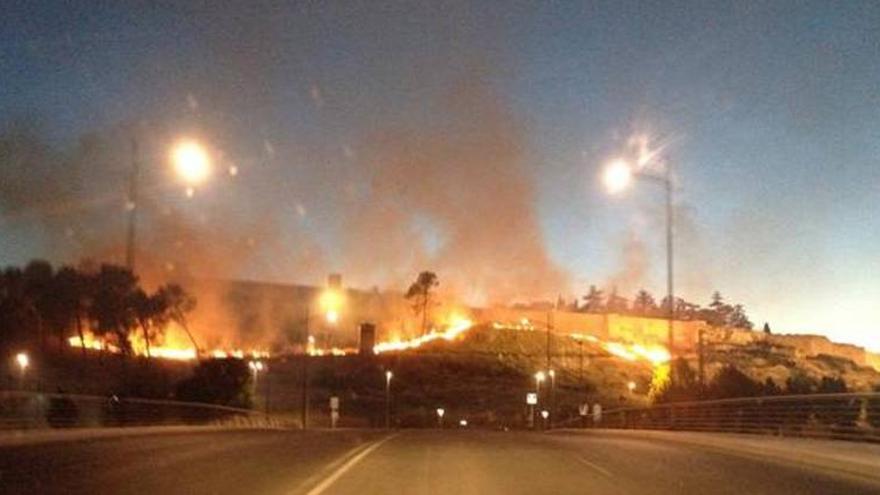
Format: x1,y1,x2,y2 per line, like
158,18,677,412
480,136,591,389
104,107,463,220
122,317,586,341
90,264,140,355
632,289,657,316
785,373,818,395
605,287,628,313
155,283,198,353
762,322,772,334
581,285,604,313
706,291,732,327
0,267,35,349
405,271,438,335
45,266,91,355
23,260,54,350
707,365,761,399
175,358,252,408
818,376,847,394
727,304,753,329
675,299,701,320
651,358,700,403
130,289,171,359
762,377,782,396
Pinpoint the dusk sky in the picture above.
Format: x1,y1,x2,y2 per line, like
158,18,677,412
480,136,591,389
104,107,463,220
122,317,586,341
2,2,878,350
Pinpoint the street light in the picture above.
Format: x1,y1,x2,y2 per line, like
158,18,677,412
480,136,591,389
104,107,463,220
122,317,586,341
436,407,445,428
627,381,637,393
125,137,213,271
385,370,393,429
15,352,29,389
602,154,676,365
171,140,212,187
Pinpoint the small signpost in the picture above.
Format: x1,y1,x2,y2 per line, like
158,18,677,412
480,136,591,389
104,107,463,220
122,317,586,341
579,403,590,416
526,392,538,429
330,396,340,429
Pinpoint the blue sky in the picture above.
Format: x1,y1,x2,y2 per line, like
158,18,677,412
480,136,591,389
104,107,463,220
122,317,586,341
1,1,879,349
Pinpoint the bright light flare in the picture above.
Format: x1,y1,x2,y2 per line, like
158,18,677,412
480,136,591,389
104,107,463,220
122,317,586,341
627,381,637,392
535,371,546,383
603,159,633,194
436,408,445,418
15,352,29,370
172,140,211,185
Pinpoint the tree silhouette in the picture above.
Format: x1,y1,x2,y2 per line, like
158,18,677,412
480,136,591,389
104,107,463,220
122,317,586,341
728,304,753,329
632,289,657,316
405,271,439,335
581,285,604,313
90,264,140,355
156,283,198,353
605,287,628,314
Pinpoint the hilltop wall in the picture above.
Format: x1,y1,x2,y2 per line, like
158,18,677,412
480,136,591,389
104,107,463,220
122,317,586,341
712,328,880,372
474,307,703,348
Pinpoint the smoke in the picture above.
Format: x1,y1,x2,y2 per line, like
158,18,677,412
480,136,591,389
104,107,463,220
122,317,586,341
340,80,570,304
606,229,649,296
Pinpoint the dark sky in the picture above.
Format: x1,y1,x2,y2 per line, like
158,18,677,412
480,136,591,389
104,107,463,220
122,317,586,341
2,1,879,349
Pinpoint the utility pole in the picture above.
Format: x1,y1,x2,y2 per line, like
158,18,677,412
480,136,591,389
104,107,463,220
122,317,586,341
301,312,310,430
697,328,705,397
125,137,139,271
665,162,675,369
384,370,393,429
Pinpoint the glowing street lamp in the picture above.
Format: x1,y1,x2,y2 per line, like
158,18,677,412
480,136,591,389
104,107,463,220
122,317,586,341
15,352,29,371
14,352,29,390
436,407,445,428
125,136,213,271
385,370,393,429
603,159,633,194
602,153,676,366
171,140,212,187
627,381,637,393
249,360,264,381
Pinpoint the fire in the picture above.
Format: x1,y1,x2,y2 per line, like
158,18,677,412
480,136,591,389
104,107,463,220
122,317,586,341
570,333,670,366
373,314,474,354
68,330,270,362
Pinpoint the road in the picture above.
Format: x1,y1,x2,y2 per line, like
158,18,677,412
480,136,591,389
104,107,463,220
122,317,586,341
1,428,878,494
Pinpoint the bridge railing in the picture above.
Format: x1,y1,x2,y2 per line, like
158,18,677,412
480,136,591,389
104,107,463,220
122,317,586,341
594,392,880,442
0,390,278,430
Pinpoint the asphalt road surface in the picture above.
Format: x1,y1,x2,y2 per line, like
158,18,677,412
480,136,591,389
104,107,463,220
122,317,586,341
1,428,878,494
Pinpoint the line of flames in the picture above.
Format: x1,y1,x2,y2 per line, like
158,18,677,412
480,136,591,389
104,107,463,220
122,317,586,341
67,314,670,367
68,333,269,362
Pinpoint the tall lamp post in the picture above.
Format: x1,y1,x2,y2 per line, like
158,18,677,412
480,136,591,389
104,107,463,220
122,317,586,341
385,370,393,429
534,370,546,426
603,157,675,364
548,369,556,429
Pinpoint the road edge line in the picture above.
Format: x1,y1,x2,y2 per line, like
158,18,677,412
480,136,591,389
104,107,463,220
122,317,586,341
303,433,399,495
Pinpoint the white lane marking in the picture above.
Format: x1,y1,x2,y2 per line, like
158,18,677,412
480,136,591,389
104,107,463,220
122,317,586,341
575,456,614,478
304,434,399,495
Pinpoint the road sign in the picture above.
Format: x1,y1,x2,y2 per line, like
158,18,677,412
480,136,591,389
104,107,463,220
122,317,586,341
579,403,590,416
526,393,537,405
592,403,602,423
330,396,339,411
